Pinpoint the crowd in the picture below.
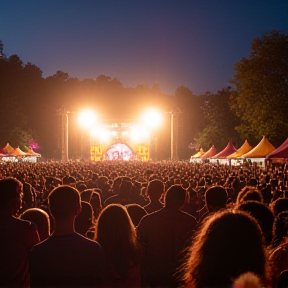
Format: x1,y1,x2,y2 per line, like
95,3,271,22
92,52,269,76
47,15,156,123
0,159,288,288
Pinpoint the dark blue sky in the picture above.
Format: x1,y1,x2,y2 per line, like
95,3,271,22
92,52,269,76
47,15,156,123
1,0,287,95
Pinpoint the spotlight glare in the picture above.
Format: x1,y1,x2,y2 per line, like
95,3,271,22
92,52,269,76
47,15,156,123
141,108,162,130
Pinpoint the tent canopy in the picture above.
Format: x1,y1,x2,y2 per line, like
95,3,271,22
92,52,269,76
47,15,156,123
227,140,253,159
11,147,27,156
242,136,275,158
0,147,8,154
191,148,205,158
212,141,237,159
26,148,41,157
266,138,288,159
201,145,217,159
4,143,14,154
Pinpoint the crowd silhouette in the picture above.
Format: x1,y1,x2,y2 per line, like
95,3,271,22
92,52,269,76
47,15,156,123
0,160,288,288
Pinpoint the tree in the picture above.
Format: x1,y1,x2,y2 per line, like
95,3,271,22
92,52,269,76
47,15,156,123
0,39,4,59
174,86,202,159
230,30,288,146
195,87,241,150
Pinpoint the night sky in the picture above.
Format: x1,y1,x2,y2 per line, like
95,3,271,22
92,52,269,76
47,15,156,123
1,0,287,95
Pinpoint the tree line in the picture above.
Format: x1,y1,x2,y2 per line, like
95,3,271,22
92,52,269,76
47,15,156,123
0,30,287,160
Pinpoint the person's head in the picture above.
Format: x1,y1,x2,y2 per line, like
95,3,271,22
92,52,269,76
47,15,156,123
75,201,93,236
146,179,164,201
80,189,93,202
20,208,50,241
0,177,23,215
62,175,76,186
232,272,262,288
90,191,102,220
248,178,258,187
48,185,81,221
205,185,228,212
118,180,133,198
165,184,186,209
187,187,198,202
45,176,61,190
238,200,274,246
271,198,288,216
22,182,35,210
95,204,139,278
244,189,264,203
272,211,288,248
126,204,147,227
277,269,288,288
237,186,257,205
96,204,136,246
76,182,87,193
181,210,268,288
112,176,123,194
97,176,110,194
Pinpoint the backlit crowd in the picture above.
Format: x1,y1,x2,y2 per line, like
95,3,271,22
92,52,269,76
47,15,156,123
0,160,288,288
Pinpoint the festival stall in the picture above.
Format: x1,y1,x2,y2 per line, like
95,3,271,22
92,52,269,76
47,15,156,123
0,144,41,162
189,148,205,163
22,148,42,162
227,140,253,166
0,143,15,162
265,138,288,162
4,143,14,154
200,145,217,161
210,141,237,165
0,147,8,158
241,136,275,167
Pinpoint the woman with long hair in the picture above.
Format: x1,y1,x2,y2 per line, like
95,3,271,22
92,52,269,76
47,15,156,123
180,209,270,288
95,204,141,287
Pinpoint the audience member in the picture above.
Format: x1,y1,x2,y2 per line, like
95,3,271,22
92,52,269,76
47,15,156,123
232,272,262,288
181,187,202,219
75,201,94,238
238,200,274,246
198,185,228,222
180,210,269,288
20,208,50,241
0,177,40,288
271,211,288,249
104,179,134,206
277,269,288,288
271,197,288,216
29,185,104,287
126,203,147,227
137,184,197,287
143,179,164,213
90,191,103,220
95,204,142,287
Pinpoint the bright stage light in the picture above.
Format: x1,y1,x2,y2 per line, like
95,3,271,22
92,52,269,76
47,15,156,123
141,108,162,130
130,125,150,142
78,108,97,129
90,126,111,142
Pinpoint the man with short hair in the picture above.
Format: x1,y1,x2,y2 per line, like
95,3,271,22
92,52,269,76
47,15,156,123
144,179,165,213
199,185,228,223
137,184,197,287
0,177,40,288
29,185,104,287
